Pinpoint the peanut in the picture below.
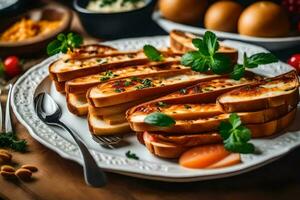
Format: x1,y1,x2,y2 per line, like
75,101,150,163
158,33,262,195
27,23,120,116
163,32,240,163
15,168,32,181
0,152,12,163
1,165,15,173
21,164,38,173
0,171,16,179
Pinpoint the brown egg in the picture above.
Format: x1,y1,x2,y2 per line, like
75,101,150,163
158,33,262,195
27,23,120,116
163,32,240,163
238,1,290,37
204,1,243,32
159,0,207,24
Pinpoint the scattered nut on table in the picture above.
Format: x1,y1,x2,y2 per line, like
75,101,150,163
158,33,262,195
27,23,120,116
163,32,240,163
15,168,32,181
0,171,16,179
1,165,15,173
0,151,12,163
21,164,38,172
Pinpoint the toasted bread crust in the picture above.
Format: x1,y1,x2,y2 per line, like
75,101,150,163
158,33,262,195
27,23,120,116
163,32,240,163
217,71,300,112
170,30,238,63
142,108,297,158
66,93,88,116
87,113,131,135
54,81,66,93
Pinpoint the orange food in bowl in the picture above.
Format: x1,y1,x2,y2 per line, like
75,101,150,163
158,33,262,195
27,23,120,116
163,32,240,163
238,1,290,37
204,0,243,32
159,0,207,24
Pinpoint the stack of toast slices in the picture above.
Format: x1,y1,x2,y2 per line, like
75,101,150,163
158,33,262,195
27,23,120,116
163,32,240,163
48,30,299,159
127,71,299,158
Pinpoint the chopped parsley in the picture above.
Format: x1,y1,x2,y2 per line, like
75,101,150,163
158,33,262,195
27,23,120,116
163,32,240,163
156,101,167,107
0,132,27,152
135,78,153,90
184,104,192,109
115,88,125,93
125,150,139,160
100,70,118,82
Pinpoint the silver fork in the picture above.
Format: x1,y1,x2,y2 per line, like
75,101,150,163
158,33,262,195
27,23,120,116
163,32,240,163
0,84,13,133
92,135,122,148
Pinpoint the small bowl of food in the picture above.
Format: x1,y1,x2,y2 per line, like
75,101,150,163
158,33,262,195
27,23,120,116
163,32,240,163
74,0,157,39
0,4,72,57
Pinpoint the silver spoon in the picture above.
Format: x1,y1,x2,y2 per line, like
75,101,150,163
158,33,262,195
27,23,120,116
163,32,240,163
34,92,106,187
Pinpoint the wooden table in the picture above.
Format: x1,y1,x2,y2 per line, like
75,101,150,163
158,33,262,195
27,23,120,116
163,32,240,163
1,2,300,200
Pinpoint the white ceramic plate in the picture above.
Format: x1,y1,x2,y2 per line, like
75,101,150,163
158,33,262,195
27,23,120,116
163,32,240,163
11,36,300,182
152,12,300,51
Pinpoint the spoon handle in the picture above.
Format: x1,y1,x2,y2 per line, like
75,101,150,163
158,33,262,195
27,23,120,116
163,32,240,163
56,121,107,187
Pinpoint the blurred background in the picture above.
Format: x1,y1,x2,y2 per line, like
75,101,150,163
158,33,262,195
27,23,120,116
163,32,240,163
0,0,299,84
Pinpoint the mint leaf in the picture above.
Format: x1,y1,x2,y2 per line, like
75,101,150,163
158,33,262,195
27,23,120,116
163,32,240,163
143,45,163,61
47,32,83,56
203,31,219,56
144,112,175,127
209,54,231,74
219,113,255,154
247,53,278,67
230,64,245,80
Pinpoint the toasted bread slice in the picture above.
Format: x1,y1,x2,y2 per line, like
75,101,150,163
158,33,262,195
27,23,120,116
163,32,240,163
129,103,293,134
103,113,127,125
54,80,66,93
88,95,162,116
66,93,88,116
88,113,131,135
65,61,184,94
170,30,238,63
65,44,118,59
87,70,221,107
141,108,297,158
49,51,149,82
217,71,300,113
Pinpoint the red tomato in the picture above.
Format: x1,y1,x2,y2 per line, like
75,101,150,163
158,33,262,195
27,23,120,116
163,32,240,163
4,56,22,78
288,54,300,74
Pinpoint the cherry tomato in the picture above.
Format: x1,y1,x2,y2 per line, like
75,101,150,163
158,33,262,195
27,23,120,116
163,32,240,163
288,54,300,74
4,56,22,78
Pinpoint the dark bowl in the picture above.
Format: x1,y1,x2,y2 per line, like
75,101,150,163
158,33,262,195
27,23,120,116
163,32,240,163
74,0,157,39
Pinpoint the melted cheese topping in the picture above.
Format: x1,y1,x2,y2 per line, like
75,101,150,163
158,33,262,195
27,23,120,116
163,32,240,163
51,52,145,73
68,62,184,85
165,77,255,98
220,79,298,103
90,72,218,98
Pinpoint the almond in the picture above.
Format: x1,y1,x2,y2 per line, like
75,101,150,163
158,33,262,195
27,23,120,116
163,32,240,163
15,168,32,181
0,171,16,179
0,152,12,163
21,164,38,173
1,165,15,173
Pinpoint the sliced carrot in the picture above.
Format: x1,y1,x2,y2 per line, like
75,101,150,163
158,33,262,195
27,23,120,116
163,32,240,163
179,144,230,169
207,153,241,169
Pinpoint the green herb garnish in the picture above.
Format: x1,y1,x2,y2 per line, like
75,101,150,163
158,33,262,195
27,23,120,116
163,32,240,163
47,33,83,56
179,88,187,94
144,112,175,127
100,70,118,82
156,101,167,107
135,78,153,90
219,113,254,154
143,45,163,62
181,31,279,80
184,104,192,109
0,132,27,152
124,80,132,86
230,52,278,80
181,31,231,74
125,150,139,160
115,88,125,93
